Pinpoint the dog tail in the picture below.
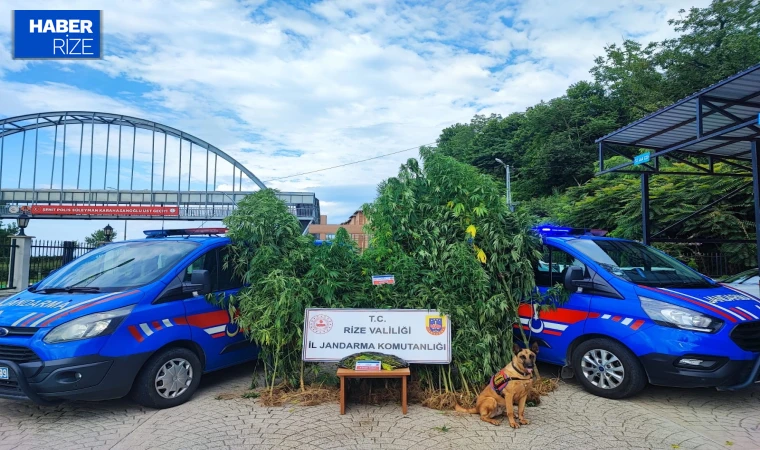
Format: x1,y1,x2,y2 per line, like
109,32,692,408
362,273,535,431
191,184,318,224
454,403,477,414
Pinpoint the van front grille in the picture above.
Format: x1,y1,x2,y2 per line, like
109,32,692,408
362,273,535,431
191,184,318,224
0,344,41,363
730,321,760,352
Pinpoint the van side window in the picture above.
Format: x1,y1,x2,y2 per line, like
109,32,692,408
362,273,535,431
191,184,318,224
216,246,244,291
535,246,586,287
183,252,209,283
183,249,220,292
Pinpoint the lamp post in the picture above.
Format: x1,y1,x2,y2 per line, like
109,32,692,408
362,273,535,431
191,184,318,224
495,158,513,211
103,224,113,242
106,187,127,240
16,212,30,236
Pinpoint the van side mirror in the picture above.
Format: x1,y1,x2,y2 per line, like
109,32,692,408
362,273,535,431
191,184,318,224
564,266,588,291
183,269,212,295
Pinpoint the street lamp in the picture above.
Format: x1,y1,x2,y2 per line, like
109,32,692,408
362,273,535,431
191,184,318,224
495,158,513,211
16,213,30,236
103,224,114,242
107,187,127,241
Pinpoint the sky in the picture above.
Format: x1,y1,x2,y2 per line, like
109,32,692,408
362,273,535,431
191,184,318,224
0,0,710,241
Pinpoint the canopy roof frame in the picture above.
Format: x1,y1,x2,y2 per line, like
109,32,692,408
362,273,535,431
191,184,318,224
594,64,760,274
597,63,760,176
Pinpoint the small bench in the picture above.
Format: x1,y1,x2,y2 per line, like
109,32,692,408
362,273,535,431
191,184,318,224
337,368,410,415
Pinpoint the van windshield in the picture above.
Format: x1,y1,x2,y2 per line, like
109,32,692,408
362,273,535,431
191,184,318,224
566,239,715,288
33,241,200,293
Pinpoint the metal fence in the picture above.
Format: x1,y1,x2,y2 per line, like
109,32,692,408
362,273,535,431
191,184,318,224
0,239,17,289
29,240,97,285
684,253,753,278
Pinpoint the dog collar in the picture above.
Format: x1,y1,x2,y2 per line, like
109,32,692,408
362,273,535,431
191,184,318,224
511,363,531,379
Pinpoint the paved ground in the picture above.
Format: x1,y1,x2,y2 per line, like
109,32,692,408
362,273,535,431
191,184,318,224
0,363,757,450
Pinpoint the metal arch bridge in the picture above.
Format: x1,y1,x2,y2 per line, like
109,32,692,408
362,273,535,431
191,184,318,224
0,111,320,228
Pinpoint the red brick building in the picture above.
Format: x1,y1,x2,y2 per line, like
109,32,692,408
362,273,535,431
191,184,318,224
307,210,370,250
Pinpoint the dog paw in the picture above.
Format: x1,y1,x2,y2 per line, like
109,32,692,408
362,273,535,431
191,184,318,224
519,419,530,425
508,421,519,429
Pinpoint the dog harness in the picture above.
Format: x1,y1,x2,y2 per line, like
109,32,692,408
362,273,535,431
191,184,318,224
489,364,531,395
489,369,510,395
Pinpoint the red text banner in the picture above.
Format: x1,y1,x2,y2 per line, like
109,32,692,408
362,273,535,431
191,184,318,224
30,205,180,216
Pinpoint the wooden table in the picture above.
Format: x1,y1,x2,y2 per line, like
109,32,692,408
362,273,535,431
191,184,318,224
337,368,410,415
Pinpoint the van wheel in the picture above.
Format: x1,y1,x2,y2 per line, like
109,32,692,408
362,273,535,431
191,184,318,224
572,338,647,399
130,347,202,409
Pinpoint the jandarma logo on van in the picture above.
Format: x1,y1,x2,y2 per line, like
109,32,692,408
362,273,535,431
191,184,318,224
12,10,102,60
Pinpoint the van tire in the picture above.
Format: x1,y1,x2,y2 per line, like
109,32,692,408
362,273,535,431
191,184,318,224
572,338,647,399
130,347,202,409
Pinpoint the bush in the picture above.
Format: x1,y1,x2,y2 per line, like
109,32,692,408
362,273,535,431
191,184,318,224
221,148,551,396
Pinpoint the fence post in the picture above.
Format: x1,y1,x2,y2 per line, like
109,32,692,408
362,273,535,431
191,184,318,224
6,242,15,289
62,241,75,265
11,235,34,290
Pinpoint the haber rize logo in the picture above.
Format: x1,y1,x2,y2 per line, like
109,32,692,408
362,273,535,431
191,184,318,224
13,10,102,60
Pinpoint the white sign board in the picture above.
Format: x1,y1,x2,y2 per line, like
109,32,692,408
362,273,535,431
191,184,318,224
302,308,451,364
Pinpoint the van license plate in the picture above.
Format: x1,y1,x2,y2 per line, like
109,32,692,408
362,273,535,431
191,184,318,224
0,367,8,380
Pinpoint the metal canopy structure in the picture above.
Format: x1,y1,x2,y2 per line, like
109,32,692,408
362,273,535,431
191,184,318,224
0,112,320,229
595,63,760,271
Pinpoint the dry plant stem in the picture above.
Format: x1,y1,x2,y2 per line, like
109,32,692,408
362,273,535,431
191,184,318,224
458,369,472,397
300,360,305,392
249,376,559,410
270,352,279,395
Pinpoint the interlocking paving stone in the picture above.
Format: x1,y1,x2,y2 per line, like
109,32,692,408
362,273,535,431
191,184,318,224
0,364,757,449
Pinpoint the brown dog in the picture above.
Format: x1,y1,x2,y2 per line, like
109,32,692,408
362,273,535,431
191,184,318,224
455,342,538,427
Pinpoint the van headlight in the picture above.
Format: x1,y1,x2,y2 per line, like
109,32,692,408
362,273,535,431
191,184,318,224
639,297,722,333
44,305,135,343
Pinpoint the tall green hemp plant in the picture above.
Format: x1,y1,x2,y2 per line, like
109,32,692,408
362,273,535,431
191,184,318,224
222,189,315,392
363,147,546,394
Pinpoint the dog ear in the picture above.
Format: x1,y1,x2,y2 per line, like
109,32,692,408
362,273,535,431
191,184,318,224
512,343,521,355
530,341,539,354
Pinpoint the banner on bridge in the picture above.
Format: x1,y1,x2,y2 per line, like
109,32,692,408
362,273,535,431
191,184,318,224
30,205,180,216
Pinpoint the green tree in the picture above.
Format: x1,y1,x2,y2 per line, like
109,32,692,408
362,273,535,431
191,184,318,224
436,81,622,198
590,40,668,121
657,0,760,100
84,228,117,246
0,221,19,240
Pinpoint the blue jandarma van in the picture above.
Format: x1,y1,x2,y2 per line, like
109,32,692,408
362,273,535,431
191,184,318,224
0,228,256,408
520,226,760,398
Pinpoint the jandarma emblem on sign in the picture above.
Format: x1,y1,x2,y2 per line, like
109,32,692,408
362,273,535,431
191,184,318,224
425,315,446,335
12,10,102,60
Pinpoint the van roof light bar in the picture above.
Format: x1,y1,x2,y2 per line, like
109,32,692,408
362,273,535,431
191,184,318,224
144,228,228,238
532,225,608,238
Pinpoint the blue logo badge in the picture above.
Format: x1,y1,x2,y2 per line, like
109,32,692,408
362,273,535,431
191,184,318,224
0,328,8,337
425,315,446,335
12,10,102,60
